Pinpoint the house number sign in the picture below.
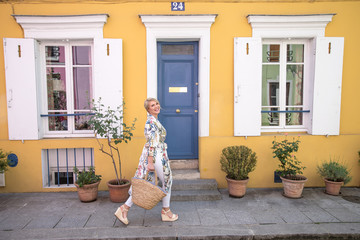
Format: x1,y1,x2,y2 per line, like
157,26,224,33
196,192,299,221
171,2,185,11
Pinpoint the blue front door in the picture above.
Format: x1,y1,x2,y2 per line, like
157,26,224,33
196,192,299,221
157,42,199,159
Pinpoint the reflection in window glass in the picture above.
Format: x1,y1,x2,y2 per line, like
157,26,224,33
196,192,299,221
262,44,280,63
49,113,68,131
261,107,280,126
73,67,92,110
75,113,92,130
72,46,92,65
46,67,67,111
286,107,303,126
286,65,303,106
46,46,65,65
287,44,304,63
262,65,279,106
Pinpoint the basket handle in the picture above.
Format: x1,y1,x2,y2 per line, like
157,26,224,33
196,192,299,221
145,170,158,186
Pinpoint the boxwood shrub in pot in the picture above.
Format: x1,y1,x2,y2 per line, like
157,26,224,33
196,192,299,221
317,157,352,196
220,145,257,197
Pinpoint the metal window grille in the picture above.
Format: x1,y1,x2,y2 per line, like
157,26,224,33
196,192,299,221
42,148,93,187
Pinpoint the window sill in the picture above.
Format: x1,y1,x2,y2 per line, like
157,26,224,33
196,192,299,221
261,127,309,134
43,133,95,139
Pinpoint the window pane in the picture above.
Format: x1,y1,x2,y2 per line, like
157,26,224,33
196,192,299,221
286,65,304,106
162,44,194,55
286,107,303,126
261,107,280,126
287,44,304,63
49,112,68,131
74,112,92,130
73,67,92,110
72,46,92,65
263,44,280,63
47,67,67,110
46,46,65,65
262,65,280,106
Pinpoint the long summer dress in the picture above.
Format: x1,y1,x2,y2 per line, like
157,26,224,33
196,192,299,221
133,113,172,193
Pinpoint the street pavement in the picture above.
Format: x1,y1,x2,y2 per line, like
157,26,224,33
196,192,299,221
0,187,359,240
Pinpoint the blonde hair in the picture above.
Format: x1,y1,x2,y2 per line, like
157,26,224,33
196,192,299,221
144,97,160,111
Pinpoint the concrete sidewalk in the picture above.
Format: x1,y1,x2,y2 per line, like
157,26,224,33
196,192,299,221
0,187,359,240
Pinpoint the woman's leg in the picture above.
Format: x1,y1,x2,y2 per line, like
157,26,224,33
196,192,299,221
153,156,171,208
124,186,134,208
154,156,177,221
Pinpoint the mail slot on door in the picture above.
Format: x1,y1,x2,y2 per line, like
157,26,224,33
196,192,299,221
169,87,187,93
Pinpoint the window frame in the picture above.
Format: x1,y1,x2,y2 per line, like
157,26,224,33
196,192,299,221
39,40,95,138
261,39,310,132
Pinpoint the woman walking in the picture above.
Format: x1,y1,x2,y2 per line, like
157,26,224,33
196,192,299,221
114,98,178,225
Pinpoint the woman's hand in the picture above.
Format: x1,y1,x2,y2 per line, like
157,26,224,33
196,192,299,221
147,156,155,172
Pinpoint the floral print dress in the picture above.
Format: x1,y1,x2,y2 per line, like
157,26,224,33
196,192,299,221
133,113,172,193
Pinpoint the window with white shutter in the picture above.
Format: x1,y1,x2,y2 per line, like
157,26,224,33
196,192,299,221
3,15,124,139
234,14,344,136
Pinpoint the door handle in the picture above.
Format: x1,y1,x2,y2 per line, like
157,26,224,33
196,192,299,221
176,109,181,113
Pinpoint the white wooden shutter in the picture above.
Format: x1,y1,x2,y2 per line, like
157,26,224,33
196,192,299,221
93,38,123,110
234,37,262,136
3,38,40,140
311,37,344,135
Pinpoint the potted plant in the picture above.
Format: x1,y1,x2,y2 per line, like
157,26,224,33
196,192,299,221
317,157,352,196
220,145,257,197
0,149,10,187
74,167,102,202
88,98,136,202
272,136,306,198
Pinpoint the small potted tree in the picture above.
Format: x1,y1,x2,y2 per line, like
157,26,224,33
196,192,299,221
0,149,10,187
88,98,136,202
220,145,257,197
74,167,102,202
317,157,352,196
272,136,306,198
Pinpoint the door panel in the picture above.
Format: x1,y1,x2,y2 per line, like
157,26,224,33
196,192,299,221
158,42,198,159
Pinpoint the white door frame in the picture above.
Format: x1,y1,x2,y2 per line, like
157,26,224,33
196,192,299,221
140,15,217,137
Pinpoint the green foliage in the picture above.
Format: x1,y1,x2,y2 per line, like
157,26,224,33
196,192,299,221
0,149,10,172
74,166,102,188
88,98,136,185
271,136,305,179
317,157,352,185
220,145,257,180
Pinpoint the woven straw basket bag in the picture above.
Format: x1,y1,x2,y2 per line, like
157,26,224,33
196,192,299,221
132,171,166,210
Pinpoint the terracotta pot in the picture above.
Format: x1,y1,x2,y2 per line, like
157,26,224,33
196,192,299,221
280,176,307,199
107,179,131,203
226,177,249,198
75,181,100,202
324,178,343,196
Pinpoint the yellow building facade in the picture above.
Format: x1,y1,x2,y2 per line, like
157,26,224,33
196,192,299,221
0,0,359,193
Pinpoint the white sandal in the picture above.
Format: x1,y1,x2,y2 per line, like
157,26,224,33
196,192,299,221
114,205,129,225
161,208,178,222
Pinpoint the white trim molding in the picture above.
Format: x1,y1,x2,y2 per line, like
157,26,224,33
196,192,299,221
13,14,109,39
140,14,217,137
247,14,335,38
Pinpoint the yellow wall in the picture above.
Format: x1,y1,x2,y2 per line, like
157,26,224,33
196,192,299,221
0,0,359,192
